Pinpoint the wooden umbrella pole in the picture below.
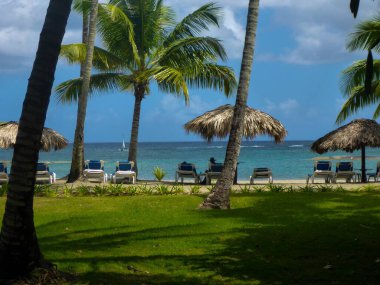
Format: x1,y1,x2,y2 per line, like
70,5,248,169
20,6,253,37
361,145,366,183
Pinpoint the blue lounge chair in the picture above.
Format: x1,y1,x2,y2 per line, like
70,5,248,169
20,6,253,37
175,162,199,184
332,162,357,183
84,160,107,183
250,168,273,184
367,162,380,182
0,161,8,184
206,163,224,185
36,162,56,184
307,161,334,184
111,161,136,184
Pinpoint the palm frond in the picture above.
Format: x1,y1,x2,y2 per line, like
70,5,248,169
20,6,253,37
60,44,126,71
181,63,236,96
55,73,132,103
157,36,227,67
340,59,380,95
154,67,190,103
164,3,221,46
97,3,140,67
347,15,380,52
336,82,380,123
154,63,236,102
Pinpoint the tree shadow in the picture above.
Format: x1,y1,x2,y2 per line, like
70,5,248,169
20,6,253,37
37,193,380,284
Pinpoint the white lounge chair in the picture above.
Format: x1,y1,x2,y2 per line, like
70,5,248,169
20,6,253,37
35,162,56,184
250,168,273,184
84,160,107,183
111,161,136,184
175,162,199,184
0,161,9,184
332,162,357,183
307,161,334,184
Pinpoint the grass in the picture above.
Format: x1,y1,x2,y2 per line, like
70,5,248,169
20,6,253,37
1,192,380,284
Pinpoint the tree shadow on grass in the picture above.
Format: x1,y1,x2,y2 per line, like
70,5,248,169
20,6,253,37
38,192,380,284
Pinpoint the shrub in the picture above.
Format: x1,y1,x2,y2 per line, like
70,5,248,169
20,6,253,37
266,184,286,192
239,185,252,194
155,184,170,195
153,167,166,181
298,185,316,192
190,185,201,194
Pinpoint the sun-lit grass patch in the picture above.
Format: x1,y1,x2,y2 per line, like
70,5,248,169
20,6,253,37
0,192,379,284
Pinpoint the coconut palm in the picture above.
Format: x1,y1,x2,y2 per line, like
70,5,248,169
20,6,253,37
56,0,236,174
67,0,99,182
0,0,72,278
337,14,380,123
200,0,261,209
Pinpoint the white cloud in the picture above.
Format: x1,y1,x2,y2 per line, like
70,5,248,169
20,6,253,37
1,0,379,73
265,98,299,115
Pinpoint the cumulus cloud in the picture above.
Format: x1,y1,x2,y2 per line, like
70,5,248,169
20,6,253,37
1,0,379,73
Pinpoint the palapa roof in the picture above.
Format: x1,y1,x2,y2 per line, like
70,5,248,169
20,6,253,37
0,121,68,151
311,119,380,154
184,104,287,142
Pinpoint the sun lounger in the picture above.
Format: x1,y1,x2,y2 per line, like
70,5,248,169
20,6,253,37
111,161,136,184
250,168,273,184
332,161,357,183
84,160,107,183
206,163,224,185
0,161,9,184
35,162,56,184
307,161,334,184
175,162,199,184
367,162,380,182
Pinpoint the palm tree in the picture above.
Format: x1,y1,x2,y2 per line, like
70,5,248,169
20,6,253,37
0,0,72,278
337,14,380,123
57,0,236,174
200,0,260,209
67,0,99,182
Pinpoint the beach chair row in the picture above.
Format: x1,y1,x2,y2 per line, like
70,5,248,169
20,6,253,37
0,160,137,185
175,161,273,185
306,161,380,184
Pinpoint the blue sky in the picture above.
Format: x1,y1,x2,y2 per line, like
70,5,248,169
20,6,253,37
0,0,379,142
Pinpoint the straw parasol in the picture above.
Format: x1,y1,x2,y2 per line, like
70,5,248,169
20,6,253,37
311,119,380,182
184,104,287,142
0,121,68,151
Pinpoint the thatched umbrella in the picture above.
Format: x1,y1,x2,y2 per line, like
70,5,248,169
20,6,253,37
184,104,287,142
184,104,287,184
0,121,68,151
311,119,380,182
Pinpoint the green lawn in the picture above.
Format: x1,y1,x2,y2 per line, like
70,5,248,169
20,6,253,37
1,193,380,284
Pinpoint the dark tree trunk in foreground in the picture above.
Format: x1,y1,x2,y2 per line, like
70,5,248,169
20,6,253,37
200,0,260,209
67,0,98,182
128,84,146,175
0,0,72,278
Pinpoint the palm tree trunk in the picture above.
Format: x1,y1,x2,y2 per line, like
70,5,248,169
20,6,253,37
0,0,72,278
67,0,98,183
200,0,260,209
128,84,145,175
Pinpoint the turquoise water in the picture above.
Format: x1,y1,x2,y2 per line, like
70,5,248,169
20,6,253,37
1,141,380,181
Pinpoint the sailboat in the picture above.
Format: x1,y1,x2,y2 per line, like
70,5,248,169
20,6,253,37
119,139,128,151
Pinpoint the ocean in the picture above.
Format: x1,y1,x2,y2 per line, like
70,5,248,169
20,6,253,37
1,140,380,181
